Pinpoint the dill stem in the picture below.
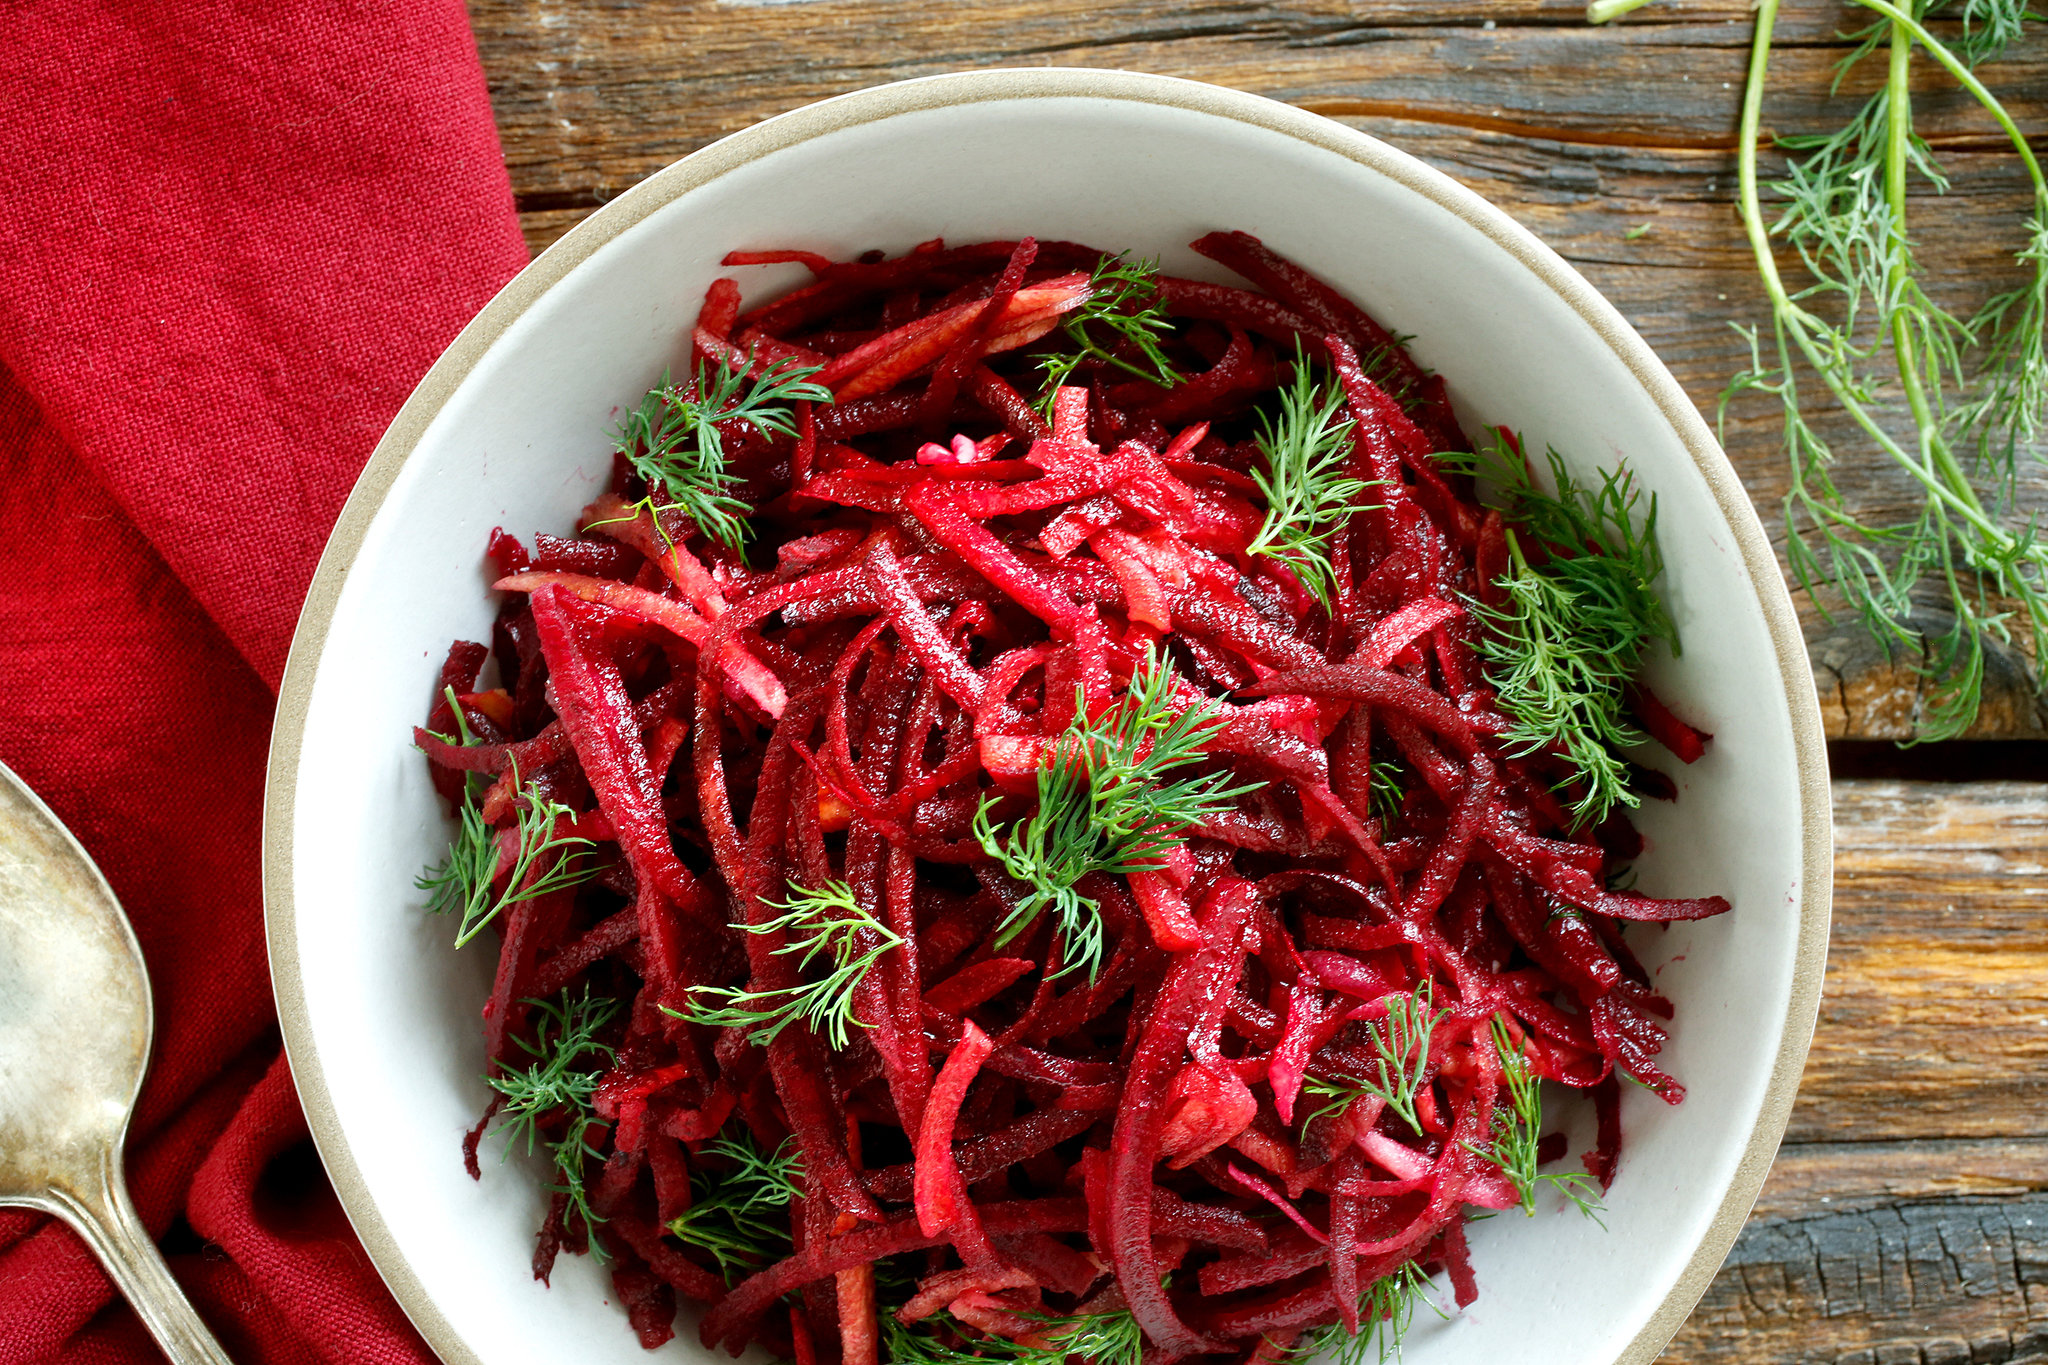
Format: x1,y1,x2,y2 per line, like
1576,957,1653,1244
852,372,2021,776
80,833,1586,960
1503,525,1530,579
1735,0,1791,314
1853,0,2047,200
1586,0,1657,21
1881,20,1983,522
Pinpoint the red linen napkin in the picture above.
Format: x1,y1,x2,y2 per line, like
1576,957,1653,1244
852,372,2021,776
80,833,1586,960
0,1,531,1360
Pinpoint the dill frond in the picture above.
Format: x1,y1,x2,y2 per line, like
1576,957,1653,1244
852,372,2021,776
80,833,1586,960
1956,214,2048,507
674,879,901,1050
1025,1308,1146,1365
1368,752,1409,834
972,648,1263,981
1300,980,1447,1135
1282,1261,1444,1365
1247,352,1373,608
487,988,620,1255
417,766,605,948
415,792,497,925
615,352,831,551
882,1306,1145,1365
1035,253,1180,413
1446,433,1676,828
1464,1015,1604,1221
666,1130,803,1283
1950,0,2032,65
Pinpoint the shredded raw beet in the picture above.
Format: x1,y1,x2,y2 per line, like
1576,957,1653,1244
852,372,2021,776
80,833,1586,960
416,232,1728,1363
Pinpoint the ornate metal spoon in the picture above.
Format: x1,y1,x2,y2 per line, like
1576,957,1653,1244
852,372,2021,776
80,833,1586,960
0,760,232,1362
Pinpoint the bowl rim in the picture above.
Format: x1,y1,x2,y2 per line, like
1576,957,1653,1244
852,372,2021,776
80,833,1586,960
262,66,1833,1365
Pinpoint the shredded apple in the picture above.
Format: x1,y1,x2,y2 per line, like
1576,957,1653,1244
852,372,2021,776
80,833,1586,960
414,232,1728,1364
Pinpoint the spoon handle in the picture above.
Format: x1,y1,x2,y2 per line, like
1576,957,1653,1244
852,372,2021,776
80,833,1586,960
48,1152,234,1364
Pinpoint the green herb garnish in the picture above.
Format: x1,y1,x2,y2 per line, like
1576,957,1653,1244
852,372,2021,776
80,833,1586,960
665,1130,803,1283
487,988,619,1256
1300,980,1446,1135
972,649,1261,982
882,1306,1145,1365
1447,434,1676,828
1036,254,1180,413
1246,352,1372,608
1281,1261,1444,1365
432,683,479,749
416,765,604,948
1368,752,1409,833
1595,0,2048,739
614,352,831,551
673,879,901,1050
1465,1015,1604,1221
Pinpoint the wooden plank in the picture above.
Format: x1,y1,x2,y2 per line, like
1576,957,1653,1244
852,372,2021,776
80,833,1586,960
1792,780,2048,1143
1668,1140,2048,1365
1748,1138,2048,1222
469,0,2048,740
468,0,2048,203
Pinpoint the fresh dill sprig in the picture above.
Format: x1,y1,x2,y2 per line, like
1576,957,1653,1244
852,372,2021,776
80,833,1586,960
613,352,832,551
1725,0,2048,739
1246,351,1372,608
1949,0,2033,66
487,988,620,1256
416,767,604,948
882,1306,1145,1365
666,1130,803,1284
416,791,497,923
1602,0,2048,739
1035,253,1180,413
972,649,1262,981
1464,1015,1604,1221
1956,214,2048,505
1476,533,1650,826
1025,1308,1146,1365
1280,1261,1443,1365
1446,433,1676,828
1368,753,1408,833
1300,980,1447,1135
673,879,901,1049
487,988,618,1158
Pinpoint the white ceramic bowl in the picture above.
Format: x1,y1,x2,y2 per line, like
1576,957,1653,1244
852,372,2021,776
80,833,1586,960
264,69,1830,1365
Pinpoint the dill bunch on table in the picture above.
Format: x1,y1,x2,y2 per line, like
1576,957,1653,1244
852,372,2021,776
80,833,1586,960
1591,0,2048,739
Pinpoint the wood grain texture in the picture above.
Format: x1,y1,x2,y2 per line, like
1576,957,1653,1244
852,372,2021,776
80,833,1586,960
469,0,2048,200
1793,781,2048,1144
1674,1172,2048,1364
467,0,2048,741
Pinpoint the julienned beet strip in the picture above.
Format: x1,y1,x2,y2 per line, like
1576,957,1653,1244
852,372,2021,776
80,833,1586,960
416,232,1728,1364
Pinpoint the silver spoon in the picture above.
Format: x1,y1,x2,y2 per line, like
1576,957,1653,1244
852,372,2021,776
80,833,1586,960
0,759,232,1363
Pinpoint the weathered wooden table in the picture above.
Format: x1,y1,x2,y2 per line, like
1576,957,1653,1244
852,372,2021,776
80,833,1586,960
464,1,2048,1358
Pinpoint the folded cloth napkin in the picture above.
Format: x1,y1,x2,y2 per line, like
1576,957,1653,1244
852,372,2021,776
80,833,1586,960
0,1,530,1359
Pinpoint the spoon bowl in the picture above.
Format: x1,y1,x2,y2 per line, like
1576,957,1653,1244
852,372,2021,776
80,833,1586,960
0,759,231,1363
